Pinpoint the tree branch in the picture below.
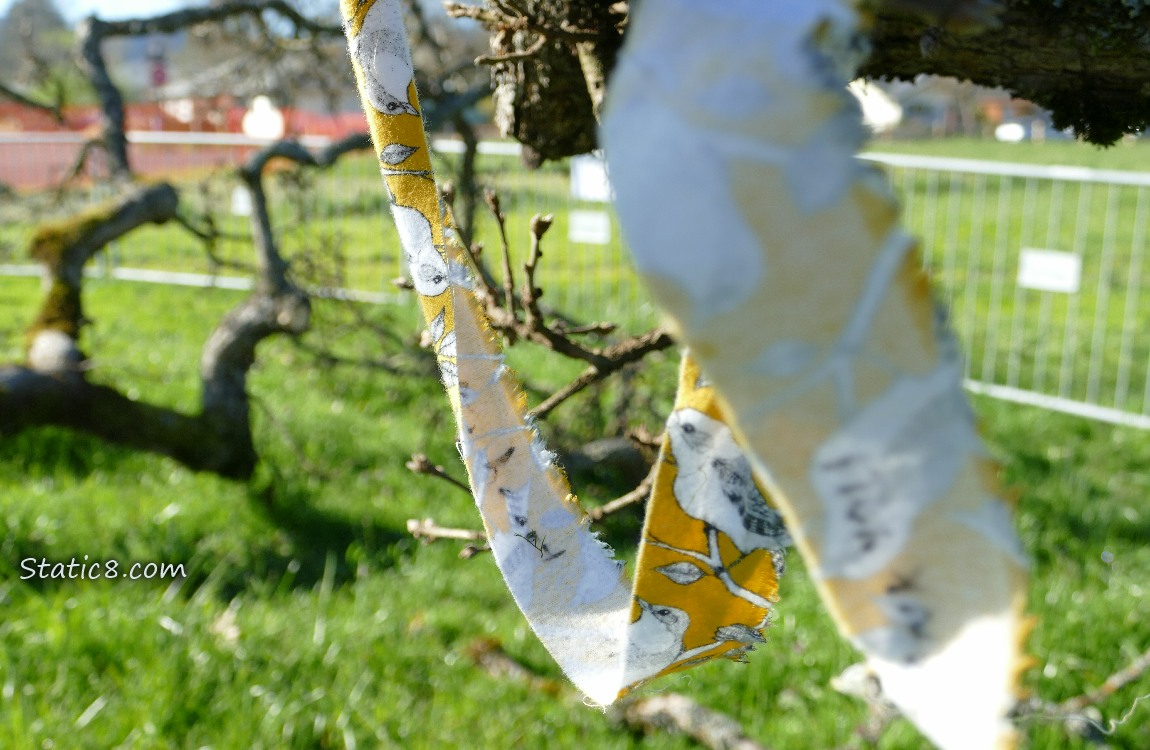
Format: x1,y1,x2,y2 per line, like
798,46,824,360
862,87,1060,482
1059,645,1150,715
586,461,655,522
0,81,63,123
462,637,773,750
406,518,486,543
4,135,376,480
75,18,130,178
620,694,772,750
406,452,472,494
93,0,343,39
528,327,673,420
27,183,179,350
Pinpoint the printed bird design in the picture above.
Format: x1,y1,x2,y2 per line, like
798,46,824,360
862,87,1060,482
666,408,791,554
391,203,448,297
350,0,419,116
623,599,689,683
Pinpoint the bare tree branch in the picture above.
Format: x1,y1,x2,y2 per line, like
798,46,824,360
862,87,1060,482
93,1,342,40
462,637,773,750
75,19,130,178
528,328,673,420
407,518,486,543
28,183,180,344
406,452,472,494
1060,645,1150,715
586,461,655,522
0,368,245,475
621,694,772,750
3,136,377,480
0,81,63,122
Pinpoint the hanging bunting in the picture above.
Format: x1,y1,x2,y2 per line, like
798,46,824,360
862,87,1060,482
600,1,1030,749
341,0,786,707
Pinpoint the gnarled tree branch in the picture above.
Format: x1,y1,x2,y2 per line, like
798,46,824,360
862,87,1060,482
3,136,371,480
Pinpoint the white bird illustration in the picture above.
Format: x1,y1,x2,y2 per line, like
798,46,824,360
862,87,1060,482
623,599,689,683
391,203,448,297
666,408,791,554
351,0,419,116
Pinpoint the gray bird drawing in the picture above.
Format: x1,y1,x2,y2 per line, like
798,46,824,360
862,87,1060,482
623,599,689,683
351,0,419,116
667,408,791,554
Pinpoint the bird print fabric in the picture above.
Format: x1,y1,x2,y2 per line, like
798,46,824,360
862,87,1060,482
341,0,783,708
602,1,1029,749
628,354,784,687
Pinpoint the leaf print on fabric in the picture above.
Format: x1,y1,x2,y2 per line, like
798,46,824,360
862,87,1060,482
381,143,419,165
656,561,706,586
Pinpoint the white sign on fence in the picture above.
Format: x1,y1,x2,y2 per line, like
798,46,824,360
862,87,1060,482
568,210,612,245
570,153,613,202
231,186,253,217
1017,248,1082,294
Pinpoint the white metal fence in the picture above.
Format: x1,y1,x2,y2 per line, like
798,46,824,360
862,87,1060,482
863,152,1150,428
4,132,1150,427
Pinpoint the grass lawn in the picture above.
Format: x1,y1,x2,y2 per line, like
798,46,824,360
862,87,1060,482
1,136,1149,748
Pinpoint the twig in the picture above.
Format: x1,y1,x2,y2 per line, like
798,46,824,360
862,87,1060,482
0,81,64,123
1061,645,1150,714
55,139,106,192
484,189,518,326
586,463,655,522
476,35,548,65
520,212,552,331
444,1,602,40
462,637,773,750
1010,646,1150,740
463,240,504,303
406,518,486,543
96,0,343,39
459,543,492,559
553,321,617,336
466,638,565,696
173,212,254,274
528,328,674,420
406,453,472,494
443,2,502,26
621,694,772,750
626,425,664,451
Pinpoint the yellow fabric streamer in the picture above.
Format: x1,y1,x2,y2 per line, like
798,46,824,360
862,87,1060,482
601,2,1029,749
341,0,786,705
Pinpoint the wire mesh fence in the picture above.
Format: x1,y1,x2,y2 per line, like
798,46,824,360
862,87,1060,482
0,132,648,324
864,152,1150,427
4,132,1150,426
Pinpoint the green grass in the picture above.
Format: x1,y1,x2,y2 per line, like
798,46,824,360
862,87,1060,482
2,137,1150,748
2,276,1149,748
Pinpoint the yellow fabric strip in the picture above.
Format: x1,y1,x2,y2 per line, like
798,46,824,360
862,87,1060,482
601,2,1029,749
341,0,784,705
